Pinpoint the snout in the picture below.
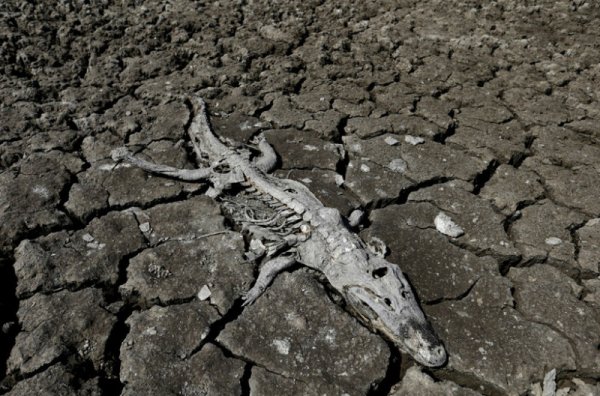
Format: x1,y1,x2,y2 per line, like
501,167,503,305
414,343,447,367
399,320,448,367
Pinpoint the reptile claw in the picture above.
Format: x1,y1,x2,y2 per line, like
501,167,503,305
241,289,261,307
241,295,254,307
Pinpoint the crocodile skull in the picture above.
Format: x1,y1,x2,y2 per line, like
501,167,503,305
340,255,446,367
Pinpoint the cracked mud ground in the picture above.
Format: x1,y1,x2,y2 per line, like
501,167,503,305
1,0,600,395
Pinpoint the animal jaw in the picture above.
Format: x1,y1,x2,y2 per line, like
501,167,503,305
111,95,447,367
334,252,447,367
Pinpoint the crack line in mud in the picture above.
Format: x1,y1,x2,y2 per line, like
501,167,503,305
366,340,402,396
423,279,480,306
0,254,18,393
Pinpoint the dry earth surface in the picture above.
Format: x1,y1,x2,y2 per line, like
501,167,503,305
1,0,600,395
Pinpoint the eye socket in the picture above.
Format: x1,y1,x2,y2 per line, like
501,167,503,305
284,188,297,194
372,267,388,279
384,298,392,307
401,290,410,299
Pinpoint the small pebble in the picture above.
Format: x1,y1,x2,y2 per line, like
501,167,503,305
387,158,407,173
434,212,464,238
82,233,94,242
139,222,151,233
405,135,425,145
384,136,399,146
197,285,212,301
545,237,562,246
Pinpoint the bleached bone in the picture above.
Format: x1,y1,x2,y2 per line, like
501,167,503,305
253,134,278,173
112,95,447,368
111,147,212,181
242,255,296,306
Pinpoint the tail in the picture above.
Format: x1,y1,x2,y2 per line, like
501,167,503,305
188,96,231,161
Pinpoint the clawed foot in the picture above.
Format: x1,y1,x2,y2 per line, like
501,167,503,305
241,285,265,307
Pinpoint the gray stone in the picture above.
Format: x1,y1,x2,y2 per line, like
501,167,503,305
404,135,425,145
426,274,576,395
508,264,600,372
121,233,251,314
434,212,464,238
264,129,344,171
576,218,600,274
409,181,519,260
5,364,101,396
8,288,116,375
120,302,244,395
14,211,145,297
365,203,498,302
390,366,482,396
218,270,389,394
479,164,545,215
510,200,587,269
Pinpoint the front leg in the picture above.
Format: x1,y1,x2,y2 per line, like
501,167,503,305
111,147,212,181
252,134,278,173
242,255,296,306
